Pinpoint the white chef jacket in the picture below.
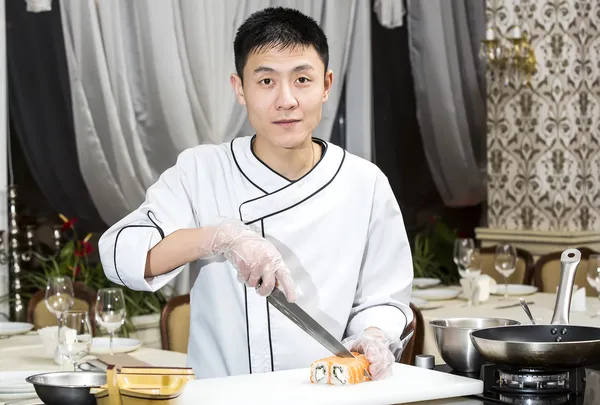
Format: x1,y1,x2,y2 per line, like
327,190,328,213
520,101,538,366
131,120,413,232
98,135,414,379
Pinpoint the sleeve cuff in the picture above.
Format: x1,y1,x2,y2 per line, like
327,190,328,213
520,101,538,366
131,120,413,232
111,226,184,292
346,305,408,343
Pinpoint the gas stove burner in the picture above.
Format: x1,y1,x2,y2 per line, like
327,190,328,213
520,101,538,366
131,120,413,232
497,393,571,405
495,368,570,394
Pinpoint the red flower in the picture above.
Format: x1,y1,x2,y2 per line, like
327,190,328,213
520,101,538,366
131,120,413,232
429,216,438,224
59,214,78,231
75,240,93,257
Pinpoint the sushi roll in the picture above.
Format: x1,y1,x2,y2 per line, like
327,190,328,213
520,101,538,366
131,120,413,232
310,360,330,384
310,352,371,385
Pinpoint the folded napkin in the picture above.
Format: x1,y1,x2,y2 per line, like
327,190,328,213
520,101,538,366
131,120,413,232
572,286,587,312
460,274,495,303
555,285,586,312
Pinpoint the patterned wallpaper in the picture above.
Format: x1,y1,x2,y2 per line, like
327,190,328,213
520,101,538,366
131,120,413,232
486,0,600,232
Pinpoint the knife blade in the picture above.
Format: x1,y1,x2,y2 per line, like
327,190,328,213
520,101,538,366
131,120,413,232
266,286,372,379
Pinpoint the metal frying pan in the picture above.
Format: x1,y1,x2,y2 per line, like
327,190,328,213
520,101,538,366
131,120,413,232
470,248,600,368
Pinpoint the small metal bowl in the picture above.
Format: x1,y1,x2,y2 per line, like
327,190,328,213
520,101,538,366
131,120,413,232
430,317,520,372
25,371,106,405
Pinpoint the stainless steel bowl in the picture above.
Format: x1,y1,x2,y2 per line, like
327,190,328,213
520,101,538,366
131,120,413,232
430,317,520,372
25,371,106,405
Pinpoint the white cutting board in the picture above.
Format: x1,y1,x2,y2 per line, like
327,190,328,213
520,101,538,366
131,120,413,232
179,363,483,404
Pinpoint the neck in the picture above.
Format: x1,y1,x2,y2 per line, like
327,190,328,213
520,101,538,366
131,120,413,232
253,136,320,181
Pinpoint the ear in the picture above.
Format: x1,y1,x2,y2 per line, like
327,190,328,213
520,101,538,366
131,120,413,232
230,74,246,106
322,70,334,102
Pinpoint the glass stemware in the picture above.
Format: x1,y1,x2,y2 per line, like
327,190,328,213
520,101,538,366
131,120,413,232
495,244,518,300
58,310,93,372
95,288,126,356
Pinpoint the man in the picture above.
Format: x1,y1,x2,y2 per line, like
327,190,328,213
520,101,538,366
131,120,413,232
98,6,413,381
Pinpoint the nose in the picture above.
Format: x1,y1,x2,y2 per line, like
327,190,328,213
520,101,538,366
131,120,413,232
275,83,298,110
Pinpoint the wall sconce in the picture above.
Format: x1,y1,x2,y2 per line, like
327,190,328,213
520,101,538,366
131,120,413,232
479,25,537,87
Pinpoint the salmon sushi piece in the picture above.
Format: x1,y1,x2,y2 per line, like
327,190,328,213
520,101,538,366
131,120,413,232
310,359,330,384
310,352,371,385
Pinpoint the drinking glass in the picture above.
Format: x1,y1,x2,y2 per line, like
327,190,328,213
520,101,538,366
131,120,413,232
495,244,518,300
95,288,126,355
453,238,475,272
45,276,75,320
58,310,93,372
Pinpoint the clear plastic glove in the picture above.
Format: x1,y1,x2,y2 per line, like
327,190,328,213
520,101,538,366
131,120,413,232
202,219,296,302
342,328,395,380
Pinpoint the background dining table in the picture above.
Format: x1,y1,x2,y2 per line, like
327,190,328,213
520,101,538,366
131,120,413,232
0,332,187,405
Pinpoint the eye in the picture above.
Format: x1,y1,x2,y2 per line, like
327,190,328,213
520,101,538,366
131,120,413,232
260,78,272,85
297,77,311,84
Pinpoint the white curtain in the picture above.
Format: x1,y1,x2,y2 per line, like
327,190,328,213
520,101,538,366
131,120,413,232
59,0,357,292
59,0,357,226
407,0,487,207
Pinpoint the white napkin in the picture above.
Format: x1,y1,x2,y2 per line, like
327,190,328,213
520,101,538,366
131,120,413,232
37,326,59,358
571,286,587,312
37,326,70,365
25,0,52,12
555,285,586,312
460,274,494,303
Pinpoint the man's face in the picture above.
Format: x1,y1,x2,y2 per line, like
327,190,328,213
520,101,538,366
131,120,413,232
231,45,333,149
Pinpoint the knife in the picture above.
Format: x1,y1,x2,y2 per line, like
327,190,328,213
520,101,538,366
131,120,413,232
266,286,373,379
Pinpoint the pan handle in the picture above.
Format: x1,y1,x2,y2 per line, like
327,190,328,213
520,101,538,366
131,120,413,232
550,248,581,325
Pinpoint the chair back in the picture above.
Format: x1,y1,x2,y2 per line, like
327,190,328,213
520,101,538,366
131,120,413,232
27,281,97,334
478,246,535,285
534,247,599,296
160,294,190,353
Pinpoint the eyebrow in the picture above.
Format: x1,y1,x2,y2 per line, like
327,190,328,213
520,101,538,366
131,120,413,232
253,64,315,75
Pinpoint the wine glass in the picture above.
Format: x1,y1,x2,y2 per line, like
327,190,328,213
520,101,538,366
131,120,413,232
95,288,126,355
495,244,518,300
454,238,475,272
58,310,93,372
45,276,75,321
587,254,600,317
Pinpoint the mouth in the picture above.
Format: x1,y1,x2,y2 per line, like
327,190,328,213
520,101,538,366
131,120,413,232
273,119,301,126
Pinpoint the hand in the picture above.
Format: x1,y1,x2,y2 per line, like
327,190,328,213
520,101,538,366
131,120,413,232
203,219,296,302
342,327,395,380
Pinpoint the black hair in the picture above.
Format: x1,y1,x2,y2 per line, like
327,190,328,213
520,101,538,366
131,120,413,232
233,7,329,82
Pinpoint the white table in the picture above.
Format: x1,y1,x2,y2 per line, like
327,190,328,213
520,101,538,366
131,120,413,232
0,332,187,404
418,291,600,364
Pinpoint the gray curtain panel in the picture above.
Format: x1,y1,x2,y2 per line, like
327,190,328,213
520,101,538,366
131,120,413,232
407,0,487,207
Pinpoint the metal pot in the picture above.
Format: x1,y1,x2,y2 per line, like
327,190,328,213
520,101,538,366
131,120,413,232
25,371,106,405
470,248,600,368
430,317,520,372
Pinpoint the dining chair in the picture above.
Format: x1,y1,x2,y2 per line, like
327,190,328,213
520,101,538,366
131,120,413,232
478,245,535,285
26,281,97,335
533,246,599,296
160,293,190,353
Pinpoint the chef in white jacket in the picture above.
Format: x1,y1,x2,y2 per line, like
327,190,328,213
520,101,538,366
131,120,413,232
98,6,414,381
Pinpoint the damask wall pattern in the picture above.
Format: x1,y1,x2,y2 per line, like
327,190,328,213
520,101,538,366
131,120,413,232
486,0,600,232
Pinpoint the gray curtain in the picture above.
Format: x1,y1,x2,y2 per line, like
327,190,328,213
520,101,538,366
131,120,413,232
407,0,487,207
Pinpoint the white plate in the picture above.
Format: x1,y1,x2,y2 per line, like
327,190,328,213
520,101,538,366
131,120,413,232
0,391,39,401
0,371,42,394
410,297,429,308
411,288,461,301
0,322,34,337
412,278,441,289
491,284,538,296
90,337,142,354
